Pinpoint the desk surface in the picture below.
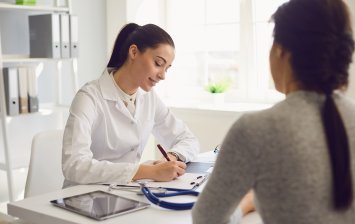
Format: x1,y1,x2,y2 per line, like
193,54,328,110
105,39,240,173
9,184,197,224
7,151,261,224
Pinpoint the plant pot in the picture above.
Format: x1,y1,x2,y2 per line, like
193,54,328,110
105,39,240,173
212,93,225,105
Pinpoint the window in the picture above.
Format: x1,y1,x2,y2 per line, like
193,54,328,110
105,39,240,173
126,0,289,104
159,0,289,104
252,0,289,101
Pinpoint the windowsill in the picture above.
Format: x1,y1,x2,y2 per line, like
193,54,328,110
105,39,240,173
155,85,284,112
165,99,274,112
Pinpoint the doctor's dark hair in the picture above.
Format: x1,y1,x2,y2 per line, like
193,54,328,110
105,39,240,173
107,23,175,69
272,0,355,210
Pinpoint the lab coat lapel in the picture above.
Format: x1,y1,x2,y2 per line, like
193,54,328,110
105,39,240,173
99,69,134,120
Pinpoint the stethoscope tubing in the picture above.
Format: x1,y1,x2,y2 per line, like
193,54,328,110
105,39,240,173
141,186,199,210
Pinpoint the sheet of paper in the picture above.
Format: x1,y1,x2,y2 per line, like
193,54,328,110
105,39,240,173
119,173,208,190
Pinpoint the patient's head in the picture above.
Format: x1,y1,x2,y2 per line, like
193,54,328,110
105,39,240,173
271,0,354,94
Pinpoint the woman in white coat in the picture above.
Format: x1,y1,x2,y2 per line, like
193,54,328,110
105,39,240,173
62,23,199,187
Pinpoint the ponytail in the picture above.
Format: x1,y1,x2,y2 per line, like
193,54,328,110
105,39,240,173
107,23,139,69
322,93,353,210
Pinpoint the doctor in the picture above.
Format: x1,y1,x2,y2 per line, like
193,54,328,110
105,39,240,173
62,23,199,187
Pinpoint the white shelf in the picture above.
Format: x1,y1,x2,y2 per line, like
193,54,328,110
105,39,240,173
0,105,69,170
5,104,69,119
0,0,74,202
2,55,73,64
0,3,69,12
0,153,29,170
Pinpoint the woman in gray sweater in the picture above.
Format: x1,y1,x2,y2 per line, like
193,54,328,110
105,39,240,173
192,0,355,223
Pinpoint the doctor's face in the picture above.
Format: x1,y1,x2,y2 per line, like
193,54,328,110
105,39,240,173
131,44,175,92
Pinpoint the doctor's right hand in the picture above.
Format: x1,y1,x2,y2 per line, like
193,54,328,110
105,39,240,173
151,161,187,181
132,162,186,182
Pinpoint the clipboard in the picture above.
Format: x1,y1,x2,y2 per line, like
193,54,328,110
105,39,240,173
186,162,214,173
115,173,208,190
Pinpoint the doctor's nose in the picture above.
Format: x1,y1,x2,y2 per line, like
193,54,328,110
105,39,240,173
157,71,166,80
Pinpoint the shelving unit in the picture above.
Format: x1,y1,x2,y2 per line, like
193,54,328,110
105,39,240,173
0,0,77,202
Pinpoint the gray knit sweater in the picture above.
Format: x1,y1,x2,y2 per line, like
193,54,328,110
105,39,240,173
192,91,355,224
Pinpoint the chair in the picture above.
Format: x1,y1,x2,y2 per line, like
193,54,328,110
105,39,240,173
24,130,64,198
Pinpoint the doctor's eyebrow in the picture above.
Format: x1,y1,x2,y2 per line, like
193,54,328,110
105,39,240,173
156,56,167,64
156,56,172,68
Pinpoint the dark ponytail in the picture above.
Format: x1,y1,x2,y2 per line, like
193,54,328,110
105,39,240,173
107,23,139,69
107,23,175,69
323,93,352,209
272,0,355,210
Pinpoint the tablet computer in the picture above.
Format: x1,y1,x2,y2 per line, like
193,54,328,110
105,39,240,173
50,190,150,221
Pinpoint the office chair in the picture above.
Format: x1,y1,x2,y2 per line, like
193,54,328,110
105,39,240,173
24,129,64,198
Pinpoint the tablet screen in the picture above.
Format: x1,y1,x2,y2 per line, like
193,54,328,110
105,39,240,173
50,190,150,220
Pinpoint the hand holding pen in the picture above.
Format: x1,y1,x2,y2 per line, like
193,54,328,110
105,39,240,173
150,144,186,181
157,144,171,161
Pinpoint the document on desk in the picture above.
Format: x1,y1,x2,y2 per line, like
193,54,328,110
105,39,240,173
186,162,214,174
116,173,208,190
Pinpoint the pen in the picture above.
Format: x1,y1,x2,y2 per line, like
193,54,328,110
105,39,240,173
157,144,171,161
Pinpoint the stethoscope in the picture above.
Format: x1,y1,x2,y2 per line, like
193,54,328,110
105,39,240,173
108,182,199,210
138,182,199,210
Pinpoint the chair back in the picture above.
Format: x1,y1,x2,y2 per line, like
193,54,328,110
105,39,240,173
24,129,64,198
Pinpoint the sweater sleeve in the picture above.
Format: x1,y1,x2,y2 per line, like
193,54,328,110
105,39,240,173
192,116,256,224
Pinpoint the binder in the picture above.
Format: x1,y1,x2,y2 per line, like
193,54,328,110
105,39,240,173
17,67,29,114
69,15,79,58
29,13,61,58
2,67,19,116
59,14,70,58
27,67,39,113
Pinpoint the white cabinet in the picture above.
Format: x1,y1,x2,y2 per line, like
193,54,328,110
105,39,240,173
0,0,77,202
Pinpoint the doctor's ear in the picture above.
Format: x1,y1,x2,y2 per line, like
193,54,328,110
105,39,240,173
128,45,139,59
274,43,289,59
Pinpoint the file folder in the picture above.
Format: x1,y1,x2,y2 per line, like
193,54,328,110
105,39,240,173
2,67,19,116
18,67,29,114
60,13,70,58
69,15,79,58
29,13,61,58
27,67,39,113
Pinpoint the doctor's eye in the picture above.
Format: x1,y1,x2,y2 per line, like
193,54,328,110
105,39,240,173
155,61,163,67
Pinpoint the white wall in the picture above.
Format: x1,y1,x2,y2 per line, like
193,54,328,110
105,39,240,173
348,0,355,99
71,0,107,88
106,0,127,59
170,108,244,152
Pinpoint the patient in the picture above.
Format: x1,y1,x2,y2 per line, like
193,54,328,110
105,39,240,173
193,0,355,223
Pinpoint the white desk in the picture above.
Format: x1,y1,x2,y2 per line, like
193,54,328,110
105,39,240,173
7,152,261,224
8,184,197,224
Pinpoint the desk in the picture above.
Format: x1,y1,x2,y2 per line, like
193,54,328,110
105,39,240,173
7,152,261,224
8,184,196,224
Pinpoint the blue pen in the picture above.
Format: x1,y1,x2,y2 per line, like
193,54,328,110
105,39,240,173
214,144,221,154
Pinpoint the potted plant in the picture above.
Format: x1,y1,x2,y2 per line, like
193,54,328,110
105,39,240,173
205,79,232,104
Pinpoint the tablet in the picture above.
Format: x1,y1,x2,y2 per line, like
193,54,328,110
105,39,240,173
50,190,150,221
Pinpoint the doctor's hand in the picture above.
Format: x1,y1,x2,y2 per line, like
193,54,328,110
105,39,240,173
132,162,186,182
153,153,179,164
152,161,187,181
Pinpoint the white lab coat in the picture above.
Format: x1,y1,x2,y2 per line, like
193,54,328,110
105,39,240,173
62,69,199,187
